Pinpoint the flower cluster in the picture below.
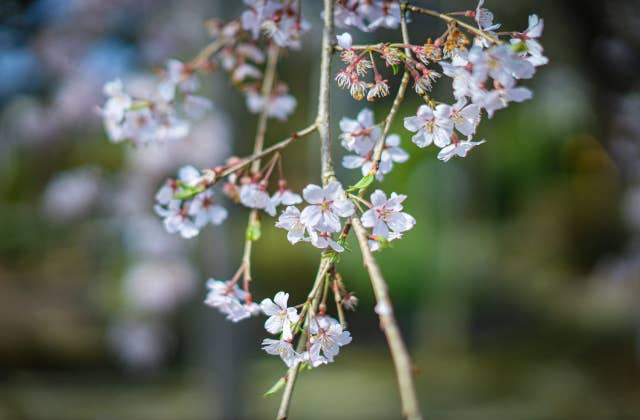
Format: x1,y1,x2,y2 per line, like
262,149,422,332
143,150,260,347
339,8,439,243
340,108,408,181
261,291,352,368
242,0,310,49
276,182,355,252
207,11,298,121
100,60,212,146
361,190,415,251
238,180,302,217
154,166,227,238
334,0,401,32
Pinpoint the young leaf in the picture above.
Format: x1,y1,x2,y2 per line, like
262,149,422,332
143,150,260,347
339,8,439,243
263,377,286,397
347,174,374,192
246,219,262,241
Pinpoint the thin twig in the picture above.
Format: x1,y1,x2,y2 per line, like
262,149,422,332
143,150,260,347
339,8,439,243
369,2,412,179
189,37,227,68
405,3,501,45
350,217,423,420
242,44,279,295
211,124,317,181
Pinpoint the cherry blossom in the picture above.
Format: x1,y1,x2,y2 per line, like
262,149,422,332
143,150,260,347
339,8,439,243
260,292,300,340
309,316,352,363
361,190,415,251
262,338,302,367
239,182,271,211
188,190,228,228
339,108,380,156
267,187,302,216
403,104,454,148
437,139,486,162
299,182,355,233
275,206,310,244
342,133,408,181
511,15,548,66
246,83,297,121
204,279,259,322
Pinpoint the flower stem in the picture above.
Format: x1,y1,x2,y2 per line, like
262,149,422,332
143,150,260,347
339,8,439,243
405,3,501,45
368,2,412,180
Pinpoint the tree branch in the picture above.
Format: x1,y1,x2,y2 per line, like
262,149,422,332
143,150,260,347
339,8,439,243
369,3,412,179
316,0,336,185
405,3,501,45
276,1,336,418
350,217,423,420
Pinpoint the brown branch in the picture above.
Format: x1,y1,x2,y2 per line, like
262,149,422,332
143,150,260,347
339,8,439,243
209,124,317,182
369,3,412,180
405,3,501,45
276,1,336,418
350,217,423,420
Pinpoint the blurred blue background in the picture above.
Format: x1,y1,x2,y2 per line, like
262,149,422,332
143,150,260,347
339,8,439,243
1,0,640,419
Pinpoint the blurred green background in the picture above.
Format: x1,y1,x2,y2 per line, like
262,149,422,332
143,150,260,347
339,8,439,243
1,0,640,419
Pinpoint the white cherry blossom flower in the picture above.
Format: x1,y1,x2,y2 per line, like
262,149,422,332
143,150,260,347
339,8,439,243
260,292,300,340
450,99,482,137
262,338,302,367
266,188,302,216
239,182,271,211
339,108,380,156
482,84,532,117
188,189,228,228
474,0,500,32
246,84,297,121
204,279,259,322
403,104,454,148
299,182,355,233
361,190,415,251
309,316,352,363
310,231,344,252
154,200,199,239
511,15,548,66
437,139,486,162
342,133,408,181
275,206,310,244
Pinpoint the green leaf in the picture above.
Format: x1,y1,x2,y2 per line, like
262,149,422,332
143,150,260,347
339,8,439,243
347,174,374,192
246,219,262,241
392,64,399,75
172,184,205,200
263,377,286,397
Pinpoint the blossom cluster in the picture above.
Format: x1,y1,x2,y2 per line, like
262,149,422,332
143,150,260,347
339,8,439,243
242,0,310,49
97,0,549,400
334,4,547,162
276,181,355,252
340,108,408,181
154,166,227,238
100,60,212,146
260,292,352,368
334,0,401,32
204,279,260,322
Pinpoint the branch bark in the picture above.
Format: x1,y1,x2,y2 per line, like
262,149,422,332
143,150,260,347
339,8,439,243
276,1,335,418
350,217,423,420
